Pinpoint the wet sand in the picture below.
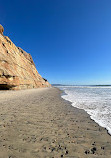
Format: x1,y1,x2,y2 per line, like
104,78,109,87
0,87,111,158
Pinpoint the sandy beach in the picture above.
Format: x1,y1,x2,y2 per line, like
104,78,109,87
0,87,111,158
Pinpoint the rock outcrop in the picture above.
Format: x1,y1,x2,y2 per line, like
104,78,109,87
0,25,4,35
0,25,51,90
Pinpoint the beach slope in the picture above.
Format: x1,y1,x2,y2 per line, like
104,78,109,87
0,87,111,158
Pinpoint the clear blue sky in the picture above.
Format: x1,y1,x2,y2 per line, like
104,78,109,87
1,0,111,85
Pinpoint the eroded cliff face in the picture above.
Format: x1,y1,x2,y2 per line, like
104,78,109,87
0,25,51,90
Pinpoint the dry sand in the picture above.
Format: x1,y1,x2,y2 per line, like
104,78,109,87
0,87,111,158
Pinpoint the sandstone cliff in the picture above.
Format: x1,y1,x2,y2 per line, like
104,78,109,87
0,24,51,90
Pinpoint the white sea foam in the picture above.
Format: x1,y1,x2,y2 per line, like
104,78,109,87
58,86,111,135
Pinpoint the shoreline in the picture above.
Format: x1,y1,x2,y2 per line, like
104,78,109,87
60,86,111,137
0,87,111,157
60,88,111,137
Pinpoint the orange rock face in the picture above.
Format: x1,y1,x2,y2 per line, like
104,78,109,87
0,28,51,90
0,25,4,35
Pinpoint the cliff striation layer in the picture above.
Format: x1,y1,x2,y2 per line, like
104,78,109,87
0,24,51,90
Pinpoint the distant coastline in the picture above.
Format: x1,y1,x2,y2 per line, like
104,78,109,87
52,84,111,87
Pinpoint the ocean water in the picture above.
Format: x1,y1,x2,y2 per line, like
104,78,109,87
58,86,111,135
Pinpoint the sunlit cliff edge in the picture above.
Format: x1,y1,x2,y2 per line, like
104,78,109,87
0,24,51,90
